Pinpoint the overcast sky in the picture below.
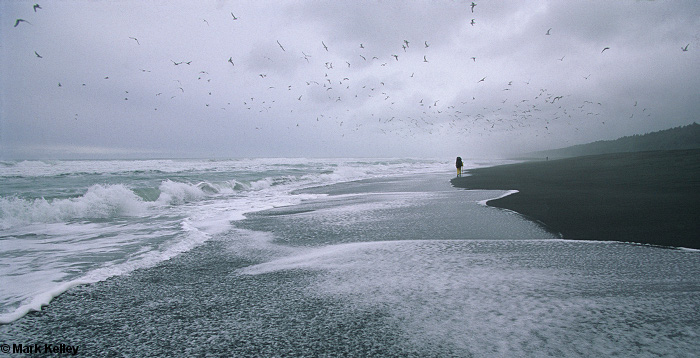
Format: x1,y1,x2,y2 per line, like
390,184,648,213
1,0,698,159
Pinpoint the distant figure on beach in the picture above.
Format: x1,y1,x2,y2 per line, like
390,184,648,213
456,157,464,177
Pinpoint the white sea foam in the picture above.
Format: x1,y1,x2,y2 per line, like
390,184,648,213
0,158,456,323
240,239,700,356
0,219,212,324
0,184,147,229
0,279,95,324
156,180,206,205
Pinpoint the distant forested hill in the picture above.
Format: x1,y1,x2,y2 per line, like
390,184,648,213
528,122,700,159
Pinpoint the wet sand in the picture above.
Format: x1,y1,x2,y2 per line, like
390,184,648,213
451,149,700,249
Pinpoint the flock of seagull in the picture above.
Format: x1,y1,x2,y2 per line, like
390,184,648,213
13,2,692,140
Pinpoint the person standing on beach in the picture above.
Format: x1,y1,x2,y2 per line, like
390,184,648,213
456,157,464,177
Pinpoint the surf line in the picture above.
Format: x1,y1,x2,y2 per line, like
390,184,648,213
476,189,564,239
476,189,519,206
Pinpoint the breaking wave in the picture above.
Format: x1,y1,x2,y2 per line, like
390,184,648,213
0,184,147,229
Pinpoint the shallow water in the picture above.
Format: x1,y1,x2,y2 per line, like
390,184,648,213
0,158,450,323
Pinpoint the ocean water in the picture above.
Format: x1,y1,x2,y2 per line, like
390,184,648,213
0,158,454,323
1,158,699,357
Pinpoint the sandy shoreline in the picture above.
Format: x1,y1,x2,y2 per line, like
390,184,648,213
451,149,700,249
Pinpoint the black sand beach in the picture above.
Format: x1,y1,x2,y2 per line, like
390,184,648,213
451,149,700,249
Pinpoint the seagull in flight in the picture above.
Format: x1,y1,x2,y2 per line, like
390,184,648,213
14,19,31,27
34,51,42,58
228,57,234,66
301,52,312,62
470,19,475,26
33,4,42,12
546,28,552,35
322,41,328,51
129,37,140,45
471,2,476,12
231,13,238,20
601,47,610,53
277,40,285,52
681,44,689,51
478,77,486,83
423,56,428,63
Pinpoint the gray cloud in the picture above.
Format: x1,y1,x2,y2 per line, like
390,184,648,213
1,0,698,159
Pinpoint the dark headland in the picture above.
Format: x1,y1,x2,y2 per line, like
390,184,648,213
451,149,700,249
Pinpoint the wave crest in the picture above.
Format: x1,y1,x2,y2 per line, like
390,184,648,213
156,180,206,205
0,184,147,229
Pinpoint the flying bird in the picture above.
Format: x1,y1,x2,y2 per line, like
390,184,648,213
231,13,238,20
478,77,486,83
129,37,140,45
34,51,42,58
301,53,311,63
14,19,31,27
470,19,475,26
277,40,285,51
471,2,476,12
228,57,234,66
423,55,428,63
322,41,328,51
425,41,429,48
681,44,689,51
33,4,42,12
546,28,552,35
601,47,610,53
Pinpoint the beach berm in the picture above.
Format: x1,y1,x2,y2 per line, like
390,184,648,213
451,149,700,249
